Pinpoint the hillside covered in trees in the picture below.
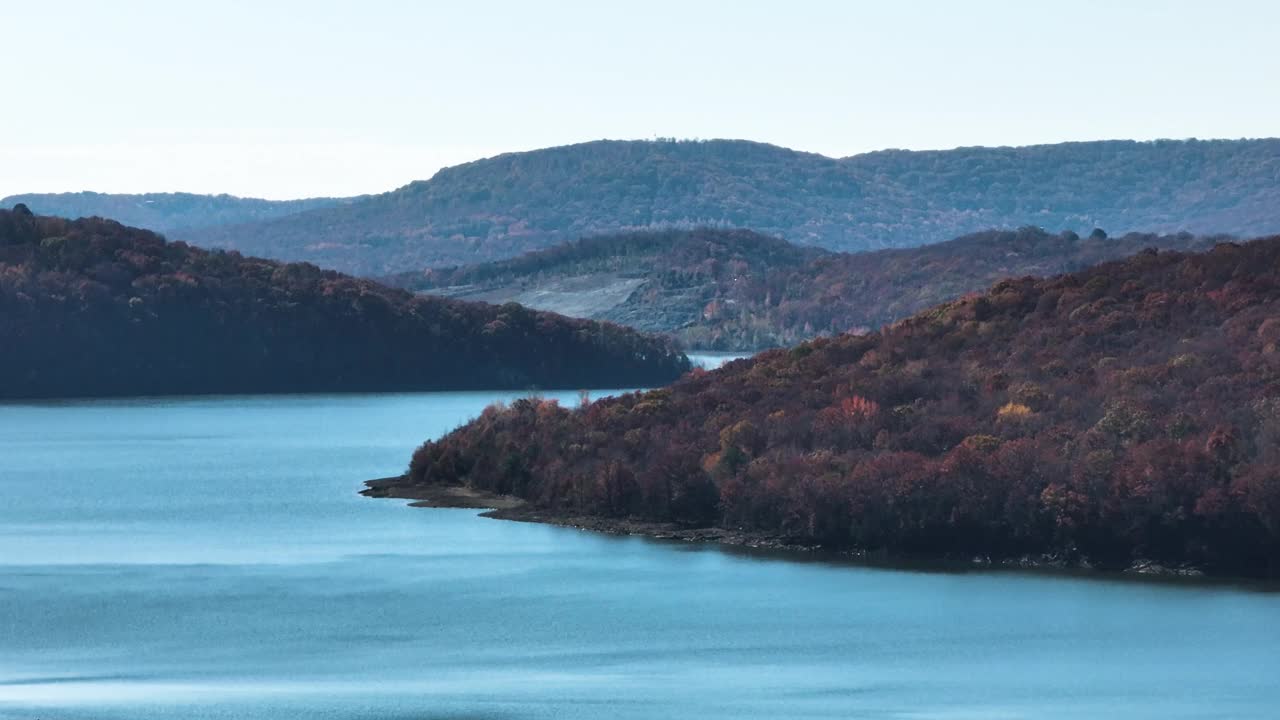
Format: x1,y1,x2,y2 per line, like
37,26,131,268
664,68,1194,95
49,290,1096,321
0,206,689,399
396,238,1280,577
182,137,1280,274
0,191,346,233
394,227,1221,350
388,229,826,340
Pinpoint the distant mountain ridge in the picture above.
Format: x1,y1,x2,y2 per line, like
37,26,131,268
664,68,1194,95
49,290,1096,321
391,226,1223,350
0,191,347,233
179,137,1280,275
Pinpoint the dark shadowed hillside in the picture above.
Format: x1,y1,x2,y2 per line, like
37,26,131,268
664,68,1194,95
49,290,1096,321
182,137,1280,274
394,238,1280,577
393,227,1221,350
0,191,347,233
0,206,689,399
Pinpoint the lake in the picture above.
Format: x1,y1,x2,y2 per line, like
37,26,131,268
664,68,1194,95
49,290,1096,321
1,391,1278,719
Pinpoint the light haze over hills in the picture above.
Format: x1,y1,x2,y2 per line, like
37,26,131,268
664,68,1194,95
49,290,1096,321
175,137,1279,275
0,192,346,233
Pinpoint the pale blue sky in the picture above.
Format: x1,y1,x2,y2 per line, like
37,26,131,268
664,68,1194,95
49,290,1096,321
4,0,1278,199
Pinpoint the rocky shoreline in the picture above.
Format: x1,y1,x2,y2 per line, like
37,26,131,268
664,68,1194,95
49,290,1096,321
362,477,1208,580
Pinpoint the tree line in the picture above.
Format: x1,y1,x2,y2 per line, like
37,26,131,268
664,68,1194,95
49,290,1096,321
404,237,1280,577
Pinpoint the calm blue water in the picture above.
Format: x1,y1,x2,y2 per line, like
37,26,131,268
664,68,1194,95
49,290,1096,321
1,391,1278,720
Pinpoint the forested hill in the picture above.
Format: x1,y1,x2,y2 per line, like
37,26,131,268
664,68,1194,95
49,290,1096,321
0,206,690,399
399,237,1280,577
393,227,1221,350
396,228,827,289
182,137,1280,275
387,229,829,335
0,191,346,233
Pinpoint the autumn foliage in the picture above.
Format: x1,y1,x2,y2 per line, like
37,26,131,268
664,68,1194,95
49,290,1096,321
405,238,1280,576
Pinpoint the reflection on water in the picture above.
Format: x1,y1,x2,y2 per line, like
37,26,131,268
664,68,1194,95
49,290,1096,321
1,392,1278,719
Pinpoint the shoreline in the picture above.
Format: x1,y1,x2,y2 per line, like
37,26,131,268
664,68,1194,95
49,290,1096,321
362,478,1220,582
360,476,527,510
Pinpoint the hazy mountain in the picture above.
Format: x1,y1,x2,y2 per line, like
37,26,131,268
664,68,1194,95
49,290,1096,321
0,191,347,233
182,137,1279,275
392,226,1222,350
